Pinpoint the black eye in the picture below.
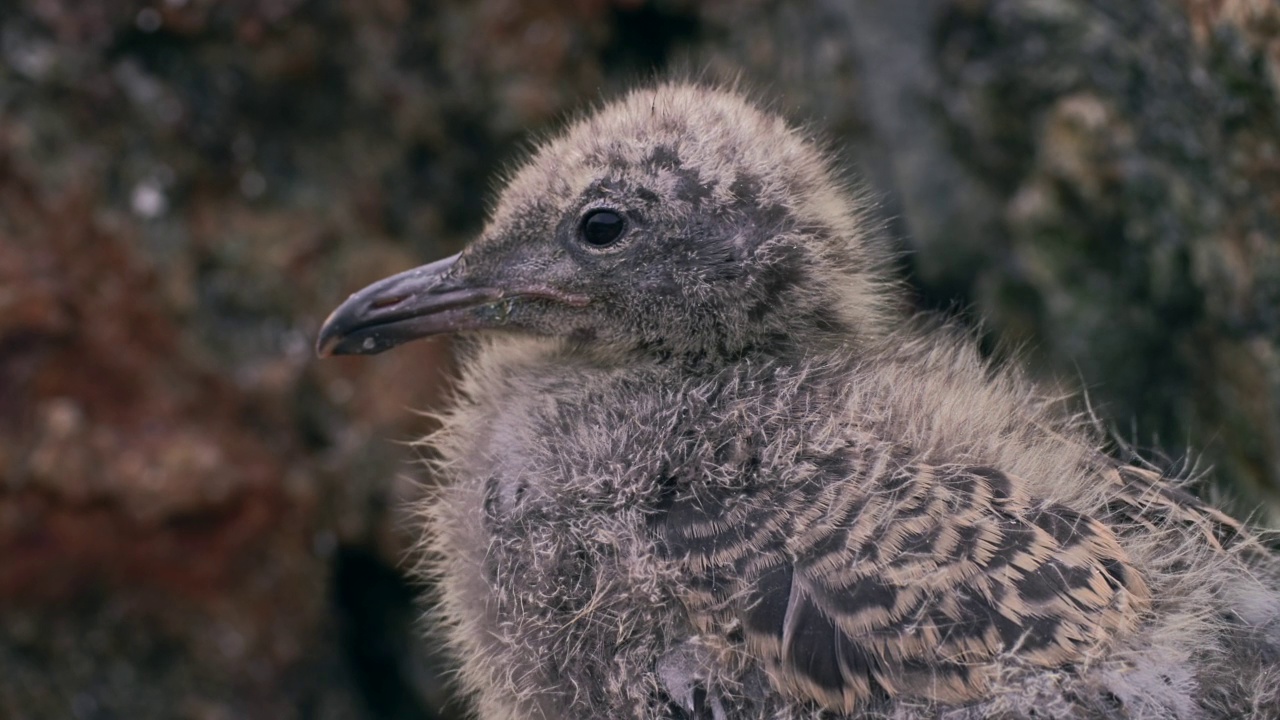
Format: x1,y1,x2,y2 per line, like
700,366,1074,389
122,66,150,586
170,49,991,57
580,209,626,247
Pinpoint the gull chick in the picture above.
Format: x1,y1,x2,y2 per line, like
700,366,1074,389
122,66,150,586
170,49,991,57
317,83,1280,719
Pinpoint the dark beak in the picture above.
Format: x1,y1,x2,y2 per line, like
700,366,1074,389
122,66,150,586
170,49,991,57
316,253,500,357
316,252,590,357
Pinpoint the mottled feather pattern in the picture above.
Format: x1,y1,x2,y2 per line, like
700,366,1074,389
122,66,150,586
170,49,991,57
1103,463,1251,553
429,332,1278,718
660,447,1151,711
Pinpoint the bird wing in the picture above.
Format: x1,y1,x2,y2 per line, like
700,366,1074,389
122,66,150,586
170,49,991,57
1101,462,1251,552
1029,419,1254,553
660,452,1151,712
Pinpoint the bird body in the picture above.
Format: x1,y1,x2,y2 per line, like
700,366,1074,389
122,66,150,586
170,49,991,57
318,84,1280,719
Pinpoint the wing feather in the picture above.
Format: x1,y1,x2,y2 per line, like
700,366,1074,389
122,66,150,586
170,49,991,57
660,448,1154,711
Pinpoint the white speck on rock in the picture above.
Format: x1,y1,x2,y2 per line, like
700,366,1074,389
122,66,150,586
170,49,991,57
130,182,167,218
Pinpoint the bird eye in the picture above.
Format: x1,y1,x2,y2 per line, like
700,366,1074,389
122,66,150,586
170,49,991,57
579,209,626,248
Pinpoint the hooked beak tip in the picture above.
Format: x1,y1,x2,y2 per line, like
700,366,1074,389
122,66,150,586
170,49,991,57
314,253,467,358
314,327,342,358
314,306,371,357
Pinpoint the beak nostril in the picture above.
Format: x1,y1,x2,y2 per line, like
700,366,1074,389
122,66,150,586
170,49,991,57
370,295,407,310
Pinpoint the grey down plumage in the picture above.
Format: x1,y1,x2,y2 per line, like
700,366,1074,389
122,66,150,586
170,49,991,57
316,83,1280,719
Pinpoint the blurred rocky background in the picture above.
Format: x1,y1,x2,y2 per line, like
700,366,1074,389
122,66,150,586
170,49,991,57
1,0,1277,718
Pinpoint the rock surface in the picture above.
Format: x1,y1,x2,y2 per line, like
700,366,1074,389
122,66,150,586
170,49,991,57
0,0,1276,718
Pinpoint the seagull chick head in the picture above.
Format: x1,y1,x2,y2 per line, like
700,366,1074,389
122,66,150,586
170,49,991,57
317,83,895,362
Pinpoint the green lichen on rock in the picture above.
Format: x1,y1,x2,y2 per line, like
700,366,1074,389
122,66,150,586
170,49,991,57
931,0,1280,510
